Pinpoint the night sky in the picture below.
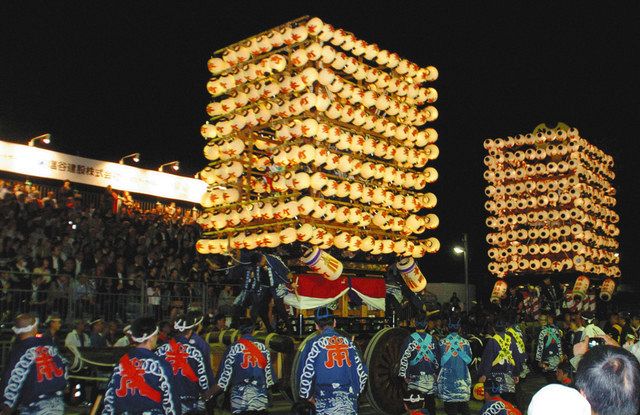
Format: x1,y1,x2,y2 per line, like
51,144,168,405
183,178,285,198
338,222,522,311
1,1,638,288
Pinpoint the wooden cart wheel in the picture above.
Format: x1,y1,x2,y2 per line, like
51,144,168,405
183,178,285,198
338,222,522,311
363,327,410,414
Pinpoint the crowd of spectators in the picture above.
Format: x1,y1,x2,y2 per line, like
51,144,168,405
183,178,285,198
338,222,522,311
0,178,235,328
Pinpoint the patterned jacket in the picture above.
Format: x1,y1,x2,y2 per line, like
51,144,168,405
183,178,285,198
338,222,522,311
437,332,472,402
102,347,180,415
0,336,67,410
479,332,523,393
155,333,215,404
216,334,275,414
535,324,563,371
297,327,367,414
399,331,440,394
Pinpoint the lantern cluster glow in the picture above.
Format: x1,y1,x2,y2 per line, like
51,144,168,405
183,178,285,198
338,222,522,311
195,17,439,257
484,125,620,279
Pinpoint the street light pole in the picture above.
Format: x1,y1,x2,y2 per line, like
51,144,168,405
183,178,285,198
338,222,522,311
462,233,470,312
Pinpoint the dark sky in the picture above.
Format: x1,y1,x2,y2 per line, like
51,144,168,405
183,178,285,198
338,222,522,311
1,1,638,286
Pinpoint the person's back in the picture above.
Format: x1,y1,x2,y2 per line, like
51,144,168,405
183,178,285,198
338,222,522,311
215,322,275,414
0,314,67,414
298,307,368,415
575,345,640,415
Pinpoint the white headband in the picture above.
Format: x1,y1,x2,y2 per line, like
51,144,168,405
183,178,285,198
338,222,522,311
174,316,203,332
12,318,39,335
129,326,159,343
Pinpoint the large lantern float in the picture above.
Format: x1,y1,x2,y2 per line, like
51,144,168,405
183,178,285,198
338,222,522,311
194,17,441,414
484,123,620,305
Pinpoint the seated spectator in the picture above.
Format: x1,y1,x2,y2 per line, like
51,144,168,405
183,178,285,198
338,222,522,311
41,190,58,209
65,319,90,349
89,318,108,347
113,324,131,347
29,274,48,320
217,284,234,316
41,313,63,346
48,274,70,320
479,377,521,415
528,384,591,415
105,321,120,346
575,345,640,415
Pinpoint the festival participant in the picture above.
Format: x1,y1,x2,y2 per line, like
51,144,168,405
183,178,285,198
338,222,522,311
156,310,215,415
101,317,180,415
402,391,430,414
478,317,522,404
261,253,294,333
540,276,562,317
581,311,605,340
399,316,439,415
535,313,564,383
0,313,67,415
603,312,623,345
209,319,275,414
555,362,574,386
478,376,522,415
231,251,262,329
156,320,172,346
437,316,473,415
385,263,427,322
298,307,368,415
506,315,528,409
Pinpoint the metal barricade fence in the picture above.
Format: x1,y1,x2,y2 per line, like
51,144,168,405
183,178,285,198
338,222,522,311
0,271,209,325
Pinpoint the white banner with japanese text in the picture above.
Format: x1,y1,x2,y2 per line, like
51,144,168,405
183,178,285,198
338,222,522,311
0,140,207,203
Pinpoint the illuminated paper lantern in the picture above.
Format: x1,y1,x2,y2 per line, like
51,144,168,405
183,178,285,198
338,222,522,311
572,275,590,301
472,383,485,401
396,257,427,293
490,280,508,304
301,247,343,281
599,278,616,302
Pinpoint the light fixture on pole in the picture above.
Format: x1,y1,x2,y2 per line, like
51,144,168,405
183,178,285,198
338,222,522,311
119,153,141,164
453,233,470,312
158,161,180,172
27,133,52,147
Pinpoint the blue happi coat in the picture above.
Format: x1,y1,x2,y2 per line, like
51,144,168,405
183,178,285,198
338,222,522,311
507,325,529,378
479,397,521,415
399,331,440,395
478,332,523,394
535,324,563,371
264,254,291,298
102,347,180,415
155,333,215,413
0,336,68,415
437,332,472,402
216,334,275,414
297,327,368,415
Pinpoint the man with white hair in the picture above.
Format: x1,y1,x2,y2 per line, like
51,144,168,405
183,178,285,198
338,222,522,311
0,313,67,414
